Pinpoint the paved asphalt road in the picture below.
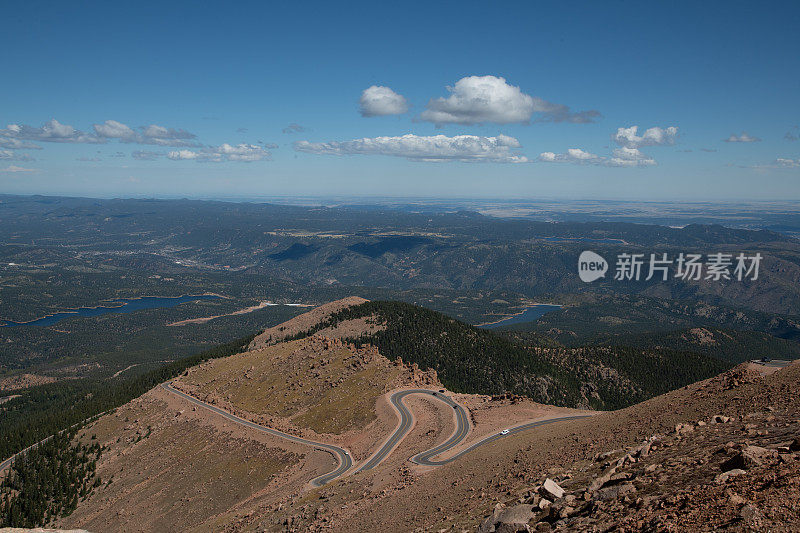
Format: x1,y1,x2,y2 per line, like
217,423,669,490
162,382,590,486
161,382,352,487
358,389,591,469
357,389,470,472
415,415,592,466
5,383,590,487
750,359,793,368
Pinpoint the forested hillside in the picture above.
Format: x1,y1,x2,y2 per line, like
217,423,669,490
284,301,731,409
0,333,257,461
1,430,102,527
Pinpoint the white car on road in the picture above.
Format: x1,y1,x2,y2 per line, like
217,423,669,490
500,429,510,435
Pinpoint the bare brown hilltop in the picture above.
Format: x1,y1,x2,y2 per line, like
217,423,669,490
248,296,370,350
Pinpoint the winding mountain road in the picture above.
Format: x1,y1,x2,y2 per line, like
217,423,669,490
161,382,590,487
161,382,352,487
415,414,592,466
357,389,470,472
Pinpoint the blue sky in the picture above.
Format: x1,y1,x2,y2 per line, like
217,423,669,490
1,0,798,200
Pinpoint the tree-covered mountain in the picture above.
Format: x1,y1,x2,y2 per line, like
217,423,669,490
1,430,102,528
283,301,731,410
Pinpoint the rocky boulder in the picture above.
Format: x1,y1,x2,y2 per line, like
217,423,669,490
593,482,637,502
478,504,537,533
539,478,565,501
721,445,775,471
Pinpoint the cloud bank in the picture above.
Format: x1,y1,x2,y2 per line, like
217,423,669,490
539,125,677,167
775,158,800,168
1,118,272,163
0,149,35,162
724,132,761,143
539,146,656,167
0,165,37,173
2,119,101,144
295,133,528,163
93,120,200,147
167,143,271,162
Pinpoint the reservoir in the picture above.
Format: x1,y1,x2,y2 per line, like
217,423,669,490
0,294,223,327
480,304,562,329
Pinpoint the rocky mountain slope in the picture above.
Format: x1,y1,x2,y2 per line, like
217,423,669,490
476,363,800,532
29,298,798,532
267,362,798,532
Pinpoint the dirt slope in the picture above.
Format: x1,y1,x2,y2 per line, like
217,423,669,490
272,362,798,532
53,299,799,532
175,334,444,461
53,300,584,532
55,387,311,533
248,296,369,350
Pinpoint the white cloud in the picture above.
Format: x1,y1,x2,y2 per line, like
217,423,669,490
419,75,600,126
608,147,656,167
1,119,102,144
538,146,655,167
93,120,137,141
747,157,800,169
540,125,674,168
2,119,201,149
167,149,198,160
141,124,199,146
359,85,409,117
167,143,271,162
613,125,678,148
0,165,37,173
723,132,761,143
539,148,604,164
0,149,35,162
0,137,42,150
168,150,198,160
294,133,528,163
2,118,273,165
776,158,799,167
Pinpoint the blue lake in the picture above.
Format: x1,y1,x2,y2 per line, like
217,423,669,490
480,304,563,329
0,295,223,327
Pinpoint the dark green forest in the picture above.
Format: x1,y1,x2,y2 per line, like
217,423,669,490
1,430,101,527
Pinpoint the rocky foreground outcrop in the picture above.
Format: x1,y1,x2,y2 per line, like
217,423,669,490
476,365,800,532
